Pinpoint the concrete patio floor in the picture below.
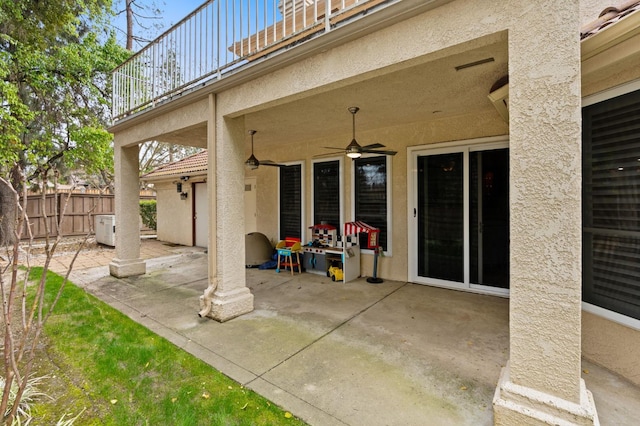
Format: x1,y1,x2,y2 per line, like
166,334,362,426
66,242,640,425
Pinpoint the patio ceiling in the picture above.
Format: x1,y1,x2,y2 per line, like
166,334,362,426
153,34,508,149
242,35,508,148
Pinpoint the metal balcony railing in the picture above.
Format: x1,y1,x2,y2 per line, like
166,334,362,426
111,0,388,121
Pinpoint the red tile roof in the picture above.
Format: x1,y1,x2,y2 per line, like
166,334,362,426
141,150,208,179
581,1,640,40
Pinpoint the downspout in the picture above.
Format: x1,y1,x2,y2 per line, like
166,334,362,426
199,93,217,318
198,280,217,317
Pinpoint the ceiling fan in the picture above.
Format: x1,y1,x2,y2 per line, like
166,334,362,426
245,130,285,169
316,107,397,159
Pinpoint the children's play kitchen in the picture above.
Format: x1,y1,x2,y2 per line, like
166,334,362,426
275,222,380,283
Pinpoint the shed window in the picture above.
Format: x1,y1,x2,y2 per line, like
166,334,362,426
583,88,640,321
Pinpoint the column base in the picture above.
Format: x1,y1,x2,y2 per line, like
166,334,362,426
493,362,599,425
109,258,146,278
201,287,254,322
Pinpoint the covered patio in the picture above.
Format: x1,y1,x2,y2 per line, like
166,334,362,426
76,247,640,425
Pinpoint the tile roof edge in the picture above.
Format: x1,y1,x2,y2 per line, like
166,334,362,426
141,149,208,179
581,1,640,39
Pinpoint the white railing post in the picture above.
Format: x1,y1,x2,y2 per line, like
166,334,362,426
325,0,331,32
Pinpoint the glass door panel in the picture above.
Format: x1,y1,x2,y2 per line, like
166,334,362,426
470,149,510,289
417,152,464,282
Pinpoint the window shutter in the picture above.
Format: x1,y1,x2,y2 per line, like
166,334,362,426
354,156,388,250
279,164,302,239
583,89,640,320
313,161,340,230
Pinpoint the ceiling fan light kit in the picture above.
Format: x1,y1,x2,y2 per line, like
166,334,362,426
346,139,362,159
315,107,397,159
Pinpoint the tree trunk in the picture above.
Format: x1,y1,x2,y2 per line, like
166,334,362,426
0,180,16,246
126,0,134,50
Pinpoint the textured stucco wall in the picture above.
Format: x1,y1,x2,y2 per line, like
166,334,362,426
110,143,145,277
582,312,640,386
112,97,209,148
507,0,584,405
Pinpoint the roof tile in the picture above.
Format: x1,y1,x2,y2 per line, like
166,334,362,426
581,1,640,40
141,150,208,179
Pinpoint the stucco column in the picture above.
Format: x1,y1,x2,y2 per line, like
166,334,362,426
493,2,598,424
200,99,253,322
109,141,145,278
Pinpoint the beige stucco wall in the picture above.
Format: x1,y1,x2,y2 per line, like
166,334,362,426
582,312,640,386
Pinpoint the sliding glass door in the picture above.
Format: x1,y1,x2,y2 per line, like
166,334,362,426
417,152,464,282
410,142,509,294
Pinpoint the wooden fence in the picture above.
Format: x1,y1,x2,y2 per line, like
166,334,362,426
22,190,155,239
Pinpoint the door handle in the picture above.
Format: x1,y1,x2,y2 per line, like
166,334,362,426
413,208,416,218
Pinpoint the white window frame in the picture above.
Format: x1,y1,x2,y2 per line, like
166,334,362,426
311,156,344,237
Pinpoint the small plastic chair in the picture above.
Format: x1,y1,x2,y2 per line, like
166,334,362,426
276,238,302,275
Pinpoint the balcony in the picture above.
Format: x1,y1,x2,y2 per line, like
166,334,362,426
111,0,392,121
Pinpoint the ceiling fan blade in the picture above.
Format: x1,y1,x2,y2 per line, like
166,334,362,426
260,160,285,167
314,151,344,158
362,149,397,156
361,143,385,150
321,146,347,150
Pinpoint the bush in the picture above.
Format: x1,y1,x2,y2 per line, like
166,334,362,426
139,200,157,230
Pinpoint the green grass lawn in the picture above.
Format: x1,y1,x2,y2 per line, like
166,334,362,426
27,267,307,425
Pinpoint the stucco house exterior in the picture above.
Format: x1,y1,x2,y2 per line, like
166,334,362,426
108,1,640,424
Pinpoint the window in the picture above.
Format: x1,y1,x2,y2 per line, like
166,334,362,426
313,160,342,230
353,156,390,252
279,163,303,240
583,88,640,321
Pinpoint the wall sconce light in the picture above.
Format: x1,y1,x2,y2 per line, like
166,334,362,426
176,182,182,193
180,192,188,200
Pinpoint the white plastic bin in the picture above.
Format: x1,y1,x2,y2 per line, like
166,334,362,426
95,215,115,246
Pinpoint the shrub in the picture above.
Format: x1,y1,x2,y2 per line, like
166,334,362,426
139,200,157,230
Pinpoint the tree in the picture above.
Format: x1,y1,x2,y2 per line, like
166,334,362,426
0,1,130,422
113,0,165,51
0,0,130,187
